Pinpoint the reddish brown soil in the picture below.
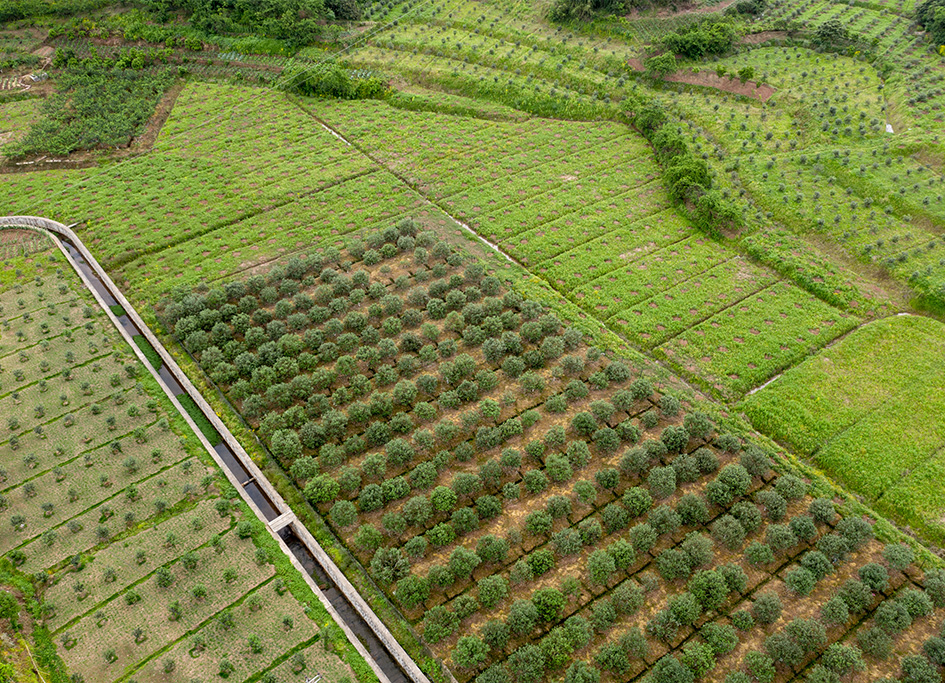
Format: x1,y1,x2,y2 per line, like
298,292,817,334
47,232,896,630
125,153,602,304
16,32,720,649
626,59,775,101
740,31,790,44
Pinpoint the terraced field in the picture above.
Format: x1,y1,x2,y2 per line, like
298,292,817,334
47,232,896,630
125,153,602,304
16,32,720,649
0,235,367,683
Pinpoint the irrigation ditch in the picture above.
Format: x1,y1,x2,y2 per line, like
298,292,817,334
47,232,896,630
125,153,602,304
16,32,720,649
0,215,425,683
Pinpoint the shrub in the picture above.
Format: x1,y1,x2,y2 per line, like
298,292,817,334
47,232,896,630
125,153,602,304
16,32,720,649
532,588,566,621
528,549,555,576
395,575,430,610
739,445,770,477
800,551,833,581
838,579,873,614
901,655,940,683
649,504,681,535
926,569,945,607
883,543,915,571
836,517,873,549
924,636,945,666
424,606,459,643
648,466,677,499
774,475,807,500
744,652,775,683
784,567,817,596
454,636,489,670
822,643,865,676
898,588,933,618
765,524,798,554
874,600,912,634
787,618,826,654
702,622,738,656
765,632,803,667
821,596,850,626
711,514,745,550
688,569,729,611
754,490,787,521
623,487,654,517
449,547,481,579
588,550,617,585
731,609,754,631
590,598,618,633
752,592,782,625
649,655,694,683
745,541,774,566
476,534,509,564
478,575,509,609
508,599,540,636
329,501,357,528
858,563,889,592
809,497,836,524
857,625,893,659
657,548,692,581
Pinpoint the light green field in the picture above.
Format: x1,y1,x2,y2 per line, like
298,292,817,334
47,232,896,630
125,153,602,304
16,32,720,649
742,315,945,533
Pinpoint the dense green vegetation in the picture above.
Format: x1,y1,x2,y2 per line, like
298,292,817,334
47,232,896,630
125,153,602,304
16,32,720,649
4,0,945,677
7,60,174,157
162,221,945,683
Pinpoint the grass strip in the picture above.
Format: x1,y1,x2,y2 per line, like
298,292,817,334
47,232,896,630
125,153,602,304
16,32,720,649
176,392,222,447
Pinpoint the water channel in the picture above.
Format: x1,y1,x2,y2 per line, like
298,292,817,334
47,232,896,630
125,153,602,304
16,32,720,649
51,232,412,683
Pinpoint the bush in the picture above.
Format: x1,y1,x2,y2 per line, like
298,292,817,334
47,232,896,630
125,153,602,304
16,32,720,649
648,466,677,499
924,636,945,666
745,541,774,567
702,622,738,656
752,592,782,625
657,548,692,581
588,550,617,585
784,567,817,596
774,475,807,501
926,569,945,607
765,524,798,553
329,500,357,528
532,587,566,621
508,599,539,636
711,514,745,550
883,543,915,571
739,445,770,477
649,504,681,535
857,626,892,659
396,575,430,609
649,655,695,683
874,600,912,634
744,652,775,683
898,588,933,618
838,578,873,614
822,643,865,676
688,569,729,611
787,618,826,654
371,547,409,583
800,551,833,581
821,596,850,626
858,563,889,592
765,632,803,668
901,655,941,683
477,575,509,609
424,606,459,643
454,636,489,670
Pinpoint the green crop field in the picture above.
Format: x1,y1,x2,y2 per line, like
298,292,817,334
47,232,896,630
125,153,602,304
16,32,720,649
0,236,366,683
742,315,945,539
4,0,945,679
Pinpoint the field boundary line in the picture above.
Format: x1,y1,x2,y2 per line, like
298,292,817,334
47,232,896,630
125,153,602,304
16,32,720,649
554,231,723,307
619,259,780,348
0,217,420,683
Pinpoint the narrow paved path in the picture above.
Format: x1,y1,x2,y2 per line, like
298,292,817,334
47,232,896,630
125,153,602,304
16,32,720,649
0,216,428,683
